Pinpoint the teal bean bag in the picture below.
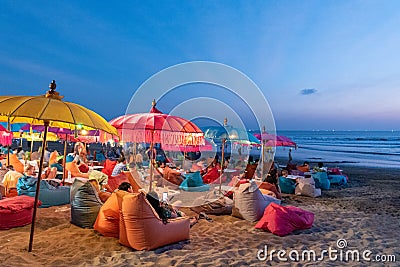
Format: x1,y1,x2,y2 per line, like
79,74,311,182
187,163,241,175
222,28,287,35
17,175,70,208
328,175,347,185
279,176,296,194
179,171,210,192
312,172,330,190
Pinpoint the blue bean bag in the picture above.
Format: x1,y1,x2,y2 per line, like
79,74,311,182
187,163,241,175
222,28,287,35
179,171,210,192
279,176,296,194
95,151,106,163
17,176,70,208
328,175,347,185
312,172,330,190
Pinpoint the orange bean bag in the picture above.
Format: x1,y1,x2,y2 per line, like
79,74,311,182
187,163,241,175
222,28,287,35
66,162,89,178
49,151,59,165
255,181,282,199
163,166,184,186
119,192,190,250
297,165,310,172
6,154,24,173
94,190,129,238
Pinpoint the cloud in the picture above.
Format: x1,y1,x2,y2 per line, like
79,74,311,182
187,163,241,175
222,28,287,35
300,88,317,95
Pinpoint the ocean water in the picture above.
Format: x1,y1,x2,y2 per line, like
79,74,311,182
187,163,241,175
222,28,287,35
273,131,400,169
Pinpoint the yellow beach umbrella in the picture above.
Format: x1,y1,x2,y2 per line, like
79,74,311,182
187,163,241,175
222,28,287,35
13,131,59,142
0,80,118,252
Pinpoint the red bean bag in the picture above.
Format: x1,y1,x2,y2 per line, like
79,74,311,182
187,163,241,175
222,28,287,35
202,167,220,184
255,202,314,236
0,195,41,230
94,190,129,238
102,159,117,177
105,172,130,193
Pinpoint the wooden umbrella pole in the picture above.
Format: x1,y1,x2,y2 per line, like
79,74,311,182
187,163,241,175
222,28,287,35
7,117,10,166
30,125,34,153
148,131,155,192
62,133,68,185
182,151,186,171
219,138,226,194
261,140,265,179
28,121,49,252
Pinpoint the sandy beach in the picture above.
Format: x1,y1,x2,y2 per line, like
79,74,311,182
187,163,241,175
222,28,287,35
1,164,399,266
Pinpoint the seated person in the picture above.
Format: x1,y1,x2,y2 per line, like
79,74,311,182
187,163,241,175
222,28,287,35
145,190,184,224
23,162,36,178
41,162,58,180
135,153,143,169
118,182,133,193
264,164,278,185
111,156,127,176
51,156,64,179
314,162,327,172
190,160,205,173
2,167,23,197
297,161,310,172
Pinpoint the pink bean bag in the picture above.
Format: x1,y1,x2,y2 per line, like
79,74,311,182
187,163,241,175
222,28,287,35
255,202,314,236
0,195,41,230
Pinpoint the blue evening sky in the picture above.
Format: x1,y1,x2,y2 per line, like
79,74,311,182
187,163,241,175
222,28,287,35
1,1,400,131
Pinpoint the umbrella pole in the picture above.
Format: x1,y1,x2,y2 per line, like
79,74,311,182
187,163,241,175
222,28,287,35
219,138,226,194
62,133,68,185
30,125,34,153
28,121,49,252
183,151,186,171
148,132,155,192
261,141,265,179
7,117,10,166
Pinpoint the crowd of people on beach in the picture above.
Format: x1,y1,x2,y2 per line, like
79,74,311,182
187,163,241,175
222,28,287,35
0,137,354,256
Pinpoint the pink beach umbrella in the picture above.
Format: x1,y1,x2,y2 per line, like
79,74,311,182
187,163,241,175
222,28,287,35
162,138,214,152
0,124,12,146
109,100,205,191
254,132,297,148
